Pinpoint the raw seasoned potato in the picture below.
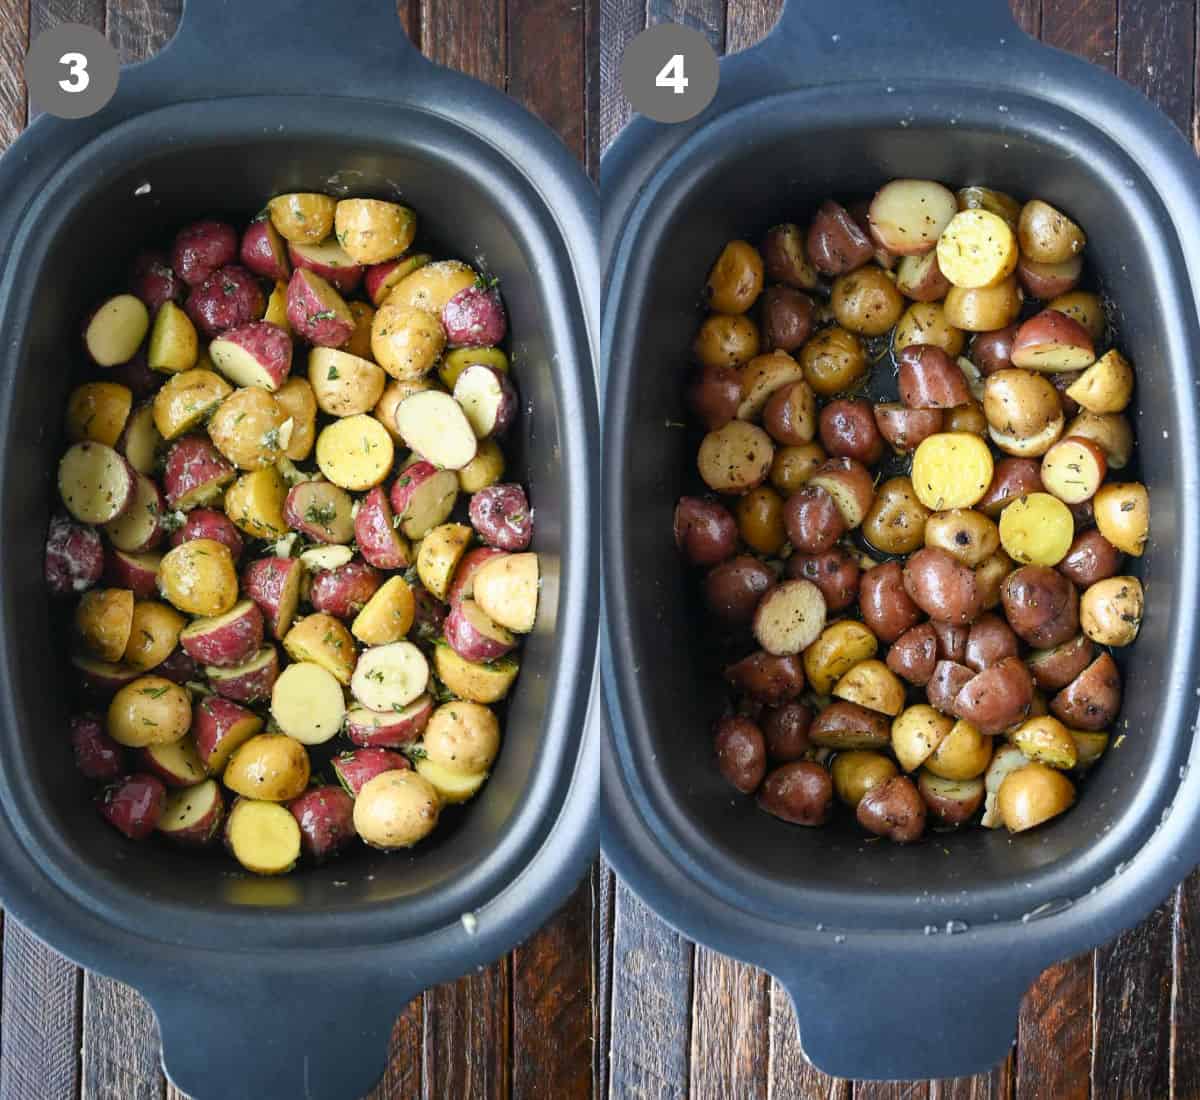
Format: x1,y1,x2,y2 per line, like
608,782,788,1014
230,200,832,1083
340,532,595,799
207,387,287,470
148,301,199,373
416,523,473,602
867,179,957,255
274,377,317,461
394,391,477,471
910,432,994,510
1018,199,1086,264
66,382,132,447
800,326,867,396
434,644,519,704
997,762,1075,832
224,732,311,801
1011,715,1078,770
370,303,446,381
354,769,441,849
705,240,764,314
924,509,999,567
283,613,357,685
1093,481,1149,556
1080,575,1143,646
943,277,1022,332
863,476,929,555
270,661,347,744
158,539,238,616
697,420,773,494
998,492,1074,567
308,347,387,416
473,551,539,633
352,576,416,645
415,758,489,804
423,701,500,775
225,799,301,875
123,600,186,671
75,588,135,662
107,676,192,747
351,642,428,712
268,193,337,245
803,620,878,695
925,719,992,780
891,704,954,773
153,369,232,440
893,302,965,359
830,267,904,335
936,210,1018,289
834,659,904,716
225,466,289,539
1064,349,1133,414
385,260,476,315
314,414,394,491
334,198,416,264
459,438,507,494
85,294,150,366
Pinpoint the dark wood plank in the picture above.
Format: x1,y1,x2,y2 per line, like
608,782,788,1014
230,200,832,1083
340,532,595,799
929,1059,1014,1100
1015,955,1091,1100
105,0,180,64
585,0,600,175
1041,0,1116,71
422,961,511,1100
1173,872,1200,1098
646,0,723,47
768,979,850,1100
598,0,645,150
1116,0,1195,139
855,1083,930,1100
420,0,506,89
0,0,29,147
1007,0,1041,38
80,974,165,1100
598,860,616,1100
725,0,782,53
607,880,694,1100
1092,901,1173,1100
507,0,588,161
689,948,769,1099
365,995,423,1100
511,878,594,1100
0,924,82,1100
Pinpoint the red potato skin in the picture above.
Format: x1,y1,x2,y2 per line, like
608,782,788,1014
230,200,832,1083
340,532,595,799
953,656,1033,735
963,613,1020,672
724,651,806,705
759,287,815,352
289,785,356,862
818,398,884,465
345,697,433,748
389,460,446,517
857,776,926,843
364,260,407,306
978,457,1044,517
873,404,944,453
687,365,743,431
207,646,279,703
96,774,166,839
761,703,813,760
108,351,160,401
332,749,410,797
284,483,354,544
785,548,859,612
163,435,235,510
932,620,969,663
758,761,834,825
807,200,874,276
287,243,363,294
713,715,768,794
970,324,1021,376
309,561,383,621
213,321,293,388
242,557,303,638
903,547,983,625
448,546,508,605
1058,529,1123,588
354,487,410,570
783,486,846,555
1051,653,1121,731
70,715,126,781
411,585,447,643
190,695,258,767
186,264,265,338
445,599,517,662
44,513,104,596
155,646,200,685
468,483,533,551
1011,309,1094,366
898,346,972,409
286,269,354,347
1027,634,1095,692
704,556,776,627
926,660,976,714
1001,566,1080,648
886,622,938,686
675,497,738,567
180,601,264,668
859,561,923,643
443,284,508,348
171,220,237,287
170,508,245,558
130,250,184,312
239,217,291,281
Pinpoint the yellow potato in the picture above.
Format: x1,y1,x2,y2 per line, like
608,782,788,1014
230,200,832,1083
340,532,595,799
308,348,387,416
345,300,376,361
225,466,289,539
1092,481,1149,556
273,377,317,461
891,704,954,773
924,509,1000,567
800,326,867,396
998,492,1074,566
65,382,132,447
225,799,301,875
107,675,192,747
1047,290,1105,342
157,539,239,616
415,758,489,804
831,751,899,809
975,548,1015,610
1071,731,1109,770
1011,716,1078,769
314,415,394,491
417,523,473,602
433,645,519,704
147,301,199,373
75,588,135,662
384,260,476,314
1064,411,1133,470
370,303,446,381
892,301,965,358
705,240,764,314
1065,349,1133,414
351,576,416,645
997,762,1075,832
422,701,501,775
925,719,992,780
1080,575,1144,646
122,600,186,671
458,438,506,493
439,347,509,391
936,210,1018,289
910,432,994,510
153,368,233,440
354,769,441,849
334,198,417,265
833,659,905,716
1018,200,1086,264
803,620,879,695
942,277,1022,332
956,186,1022,230
267,192,336,244
207,387,287,470
283,612,357,685
223,733,311,802
263,280,290,332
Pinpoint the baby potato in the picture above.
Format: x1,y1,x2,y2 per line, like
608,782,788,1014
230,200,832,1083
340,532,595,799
315,415,394,491
891,704,954,773
268,193,336,245
308,348,387,416
274,377,318,461
831,750,898,809
936,210,1018,289
1047,290,1105,343
768,442,824,494
108,675,192,747
857,775,927,843
153,368,233,441
354,769,441,849
386,260,476,315
802,620,879,695
1040,435,1107,504
158,538,238,616
760,286,814,352
998,492,1074,567
975,549,1016,610
863,476,930,556
371,303,446,381
1064,411,1133,470
893,302,965,359
459,437,507,494
1018,200,1086,264
75,588,135,662
694,313,760,369
1093,482,1150,556
225,466,289,539
334,198,416,264
924,508,1000,567
736,351,806,421
705,240,764,314
346,300,376,360
925,719,992,781
122,600,186,671
982,369,1061,440
697,420,773,494
911,432,994,510
284,612,357,685
1064,349,1134,414
833,659,905,717
207,387,287,470
223,732,311,801
762,223,820,289
735,486,786,555
1080,575,1144,647
799,326,867,397
942,277,1022,332
944,401,988,436
66,382,132,447
423,701,500,775
957,185,1022,230
997,762,1075,832
1011,715,1078,770
830,266,904,336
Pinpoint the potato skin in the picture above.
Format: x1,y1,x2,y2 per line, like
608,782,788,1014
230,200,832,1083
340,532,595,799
887,622,938,686
898,346,971,409
952,656,1033,735
762,223,819,289
735,487,786,555
759,287,814,352
997,762,1075,832
859,561,923,643
831,266,904,335
785,548,859,612
713,716,767,793
807,201,874,276
224,733,311,802
674,497,737,567
694,315,760,370
686,364,742,431
705,241,764,314
873,404,944,454
757,761,833,825
763,381,817,446
924,509,999,568
724,651,806,705
863,477,929,556
856,776,926,843
800,326,867,397
970,323,1020,375
1051,653,1121,730
978,457,1044,517
963,613,1019,672
761,703,813,761
1000,565,1079,647
832,751,898,809
1027,634,1095,692
926,659,975,714
704,556,775,627
1080,575,1143,646
902,547,983,625
1058,529,1122,588
783,486,846,555
818,398,883,465
808,701,890,750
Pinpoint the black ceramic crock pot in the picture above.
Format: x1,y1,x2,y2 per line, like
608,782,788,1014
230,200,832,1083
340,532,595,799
0,3,599,1098
602,0,1200,1081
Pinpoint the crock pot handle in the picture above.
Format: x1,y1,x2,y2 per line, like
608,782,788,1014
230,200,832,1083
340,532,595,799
778,945,1038,1081
773,0,1020,53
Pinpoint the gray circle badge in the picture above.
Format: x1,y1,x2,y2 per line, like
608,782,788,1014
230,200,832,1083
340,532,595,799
621,23,719,124
25,24,119,120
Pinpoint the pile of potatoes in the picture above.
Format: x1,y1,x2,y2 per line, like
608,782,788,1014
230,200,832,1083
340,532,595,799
677,180,1149,843
47,192,541,875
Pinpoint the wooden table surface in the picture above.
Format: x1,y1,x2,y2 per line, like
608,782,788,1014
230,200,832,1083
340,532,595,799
0,2,597,1099
598,1,1200,1099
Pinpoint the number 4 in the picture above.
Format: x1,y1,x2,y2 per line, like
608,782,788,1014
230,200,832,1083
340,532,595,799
656,53,688,96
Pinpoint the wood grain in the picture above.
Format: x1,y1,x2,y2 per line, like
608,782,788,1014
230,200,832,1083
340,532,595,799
1007,0,1041,38
423,961,511,1100
0,0,29,144
646,0,723,46
1173,872,1200,1098
855,1083,930,1100
689,948,769,1099
420,0,506,89
80,975,165,1100
1116,0,1195,138
364,996,424,1100
598,860,617,1099
725,0,782,53
598,0,645,149
105,0,179,64
508,0,588,160
928,1061,1014,1100
767,979,850,1100
1041,0,1116,71
1015,955,1092,1100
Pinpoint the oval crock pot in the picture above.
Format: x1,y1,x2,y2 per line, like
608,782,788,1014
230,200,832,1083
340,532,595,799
0,3,600,1098
601,0,1200,1081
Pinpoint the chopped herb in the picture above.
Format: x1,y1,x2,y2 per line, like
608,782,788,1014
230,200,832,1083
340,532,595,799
367,668,385,683
310,310,336,323
140,684,169,699
472,273,500,292
305,501,337,527
1120,500,1137,512
327,365,340,380
261,426,282,450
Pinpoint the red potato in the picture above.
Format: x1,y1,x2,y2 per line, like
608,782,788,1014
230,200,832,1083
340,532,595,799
364,255,430,306
287,240,363,294
239,217,291,281
96,774,166,839
286,268,355,347
170,508,244,558
162,436,235,510
752,579,827,656
84,295,151,366
171,220,237,286
116,402,162,476
70,714,126,781
714,716,768,793
288,785,356,862
208,322,293,391
103,472,165,553
873,404,944,453
179,599,264,668
345,695,434,748
332,748,410,797
898,345,972,409
895,250,952,301
157,779,225,847
45,513,104,596
686,364,742,431
135,737,206,788
783,486,845,554
72,655,140,698
453,364,519,438
1010,309,1095,372
785,548,859,613
469,483,533,551
724,651,806,705
445,598,516,662
675,497,738,567
190,694,263,774
1017,255,1083,300
395,390,479,471
902,547,983,625
443,283,508,348
241,556,303,639
390,461,460,539
1051,653,1121,731
964,613,1019,672
758,761,834,826
868,178,958,256
447,546,508,606
130,251,184,312
283,481,355,544
818,399,883,465
185,265,265,338
206,645,279,704
807,458,876,529
887,623,938,686
309,561,383,620
859,561,923,643
155,646,200,685
1040,435,1107,504
807,200,874,275
57,442,135,525
932,620,969,662
1058,529,1123,588
926,660,976,714
761,703,813,760
918,772,985,825
1001,565,1079,648
970,324,1021,376
977,457,1044,517
1027,634,1095,692
108,351,159,401
354,486,412,570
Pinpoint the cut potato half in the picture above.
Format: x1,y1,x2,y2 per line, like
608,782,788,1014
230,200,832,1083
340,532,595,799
394,391,479,470
415,758,488,804
86,294,150,366
350,641,429,712
270,661,346,745
58,442,134,524
225,798,301,874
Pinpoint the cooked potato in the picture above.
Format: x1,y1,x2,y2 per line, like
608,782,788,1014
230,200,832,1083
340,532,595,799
308,348,387,416
910,432,994,510
893,302,965,358
1071,731,1110,770
1064,349,1133,414
153,368,233,440
762,223,820,288
705,240,764,314
891,704,954,772
925,718,992,780
807,457,875,528
207,387,287,470
736,352,805,421
107,675,191,747
863,476,929,555
1080,575,1143,646
895,250,951,301
830,267,904,335
982,369,1062,442
697,420,773,494
943,277,1022,332
268,193,337,245
1011,715,1078,770
314,414,394,491
123,600,186,671
283,613,357,685
370,302,446,381
1064,411,1133,470
75,588,135,662
334,198,416,264
694,313,761,369
997,762,1075,832
1010,309,1095,373
274,377,318,461
158,538,238,616
1040,436,1106,504
225,466,289,539
867,179,958,256
1017,255,1083,300
735,487,785,555
66,382,133,448
831,750,898,809
423,701,500,775
833,659,904,716
224,732,311,801
936,210,1018,289
225,799,301,875
1047,290,1105,343
924,509,999,567
944,401,988,436
975,548,1015,610
998,491,1074,567
1018,200,1086,264
799,326,867,397
749,580,825,657
147,300,199,374
354,769,441,849
957,186,1022,229
803,620,878,695
808,701,890,750
1093,482,1149,556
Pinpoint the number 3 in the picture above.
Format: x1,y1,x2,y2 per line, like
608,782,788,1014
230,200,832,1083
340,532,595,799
655,53,688,96
58,51,90,94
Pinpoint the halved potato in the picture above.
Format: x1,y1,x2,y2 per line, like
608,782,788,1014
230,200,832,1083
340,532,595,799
1093,482,1149,556
868,179,957,256
148,301,199,373
752,579,827,656
283,613,357,685
833,659,904,716
910,432,994,510
1065,349,1134,414
998,492,1074,567
314,415,394,491
225,798,302,875
936,210,1018,288
270,661,346,745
